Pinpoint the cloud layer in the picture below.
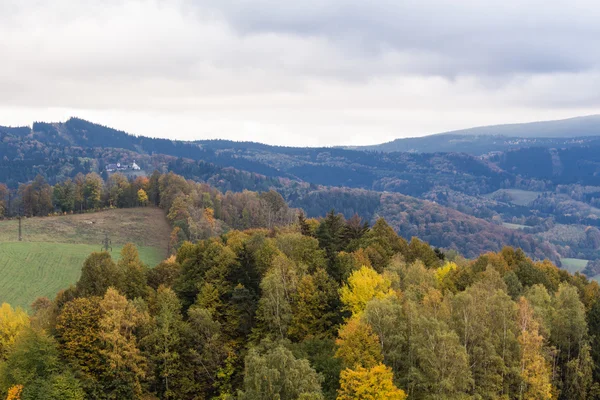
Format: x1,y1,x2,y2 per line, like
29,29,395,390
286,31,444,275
1,0,599,145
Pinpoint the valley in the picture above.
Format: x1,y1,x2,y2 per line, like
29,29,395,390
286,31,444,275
3,117,600,398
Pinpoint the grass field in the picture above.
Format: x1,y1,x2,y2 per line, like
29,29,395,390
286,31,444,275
561,258,589,274
485,189,542,206
0,207,170,247
0,242,164,309
502,222,527,230
0,208,170,310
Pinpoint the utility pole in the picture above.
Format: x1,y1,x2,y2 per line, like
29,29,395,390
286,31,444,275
102,232,112,252
7,190,11,218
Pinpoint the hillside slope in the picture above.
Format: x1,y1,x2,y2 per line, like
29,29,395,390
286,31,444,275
292,187,561,263
0,207,170,308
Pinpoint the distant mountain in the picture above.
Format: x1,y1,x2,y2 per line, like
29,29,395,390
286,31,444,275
354,115,600,154
434,115,600,138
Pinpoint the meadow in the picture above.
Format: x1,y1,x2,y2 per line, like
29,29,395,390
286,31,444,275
0,207,170,309
485,189,542,206
501,222,527,230
560,257,589,274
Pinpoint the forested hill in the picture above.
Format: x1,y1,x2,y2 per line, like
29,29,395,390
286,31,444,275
293,187,560,262
1,184,600,399
0,118,284,182
354,114,600,154
1,171,562,266
5,118,501,188
350,134,600,155
5,131,600,397
431,114,600,138
7,116,600,265
7,117,600,192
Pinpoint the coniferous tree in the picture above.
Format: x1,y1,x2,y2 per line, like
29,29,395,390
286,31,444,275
76,252,123,298
142,286,187,399
316,210,347,280
118,243,147,300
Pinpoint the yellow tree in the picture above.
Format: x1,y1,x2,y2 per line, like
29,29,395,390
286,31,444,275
169,227,183,254
55,297,105,380
340,266,393,316
335,317,382,369
137,189,149,206
518,297,553,399
0,303,29,358
335,292,406,400
5,384,23,400
337,364,407,400
99,288,148,398
434,261,458,287
203,207,216,229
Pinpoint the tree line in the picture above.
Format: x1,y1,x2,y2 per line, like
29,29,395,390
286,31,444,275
0,172,296,235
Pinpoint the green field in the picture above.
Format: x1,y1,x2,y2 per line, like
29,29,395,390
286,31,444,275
561,258,589,274
0,208,170,310
0,242,164,309
485,189,542,206
502,222,527,230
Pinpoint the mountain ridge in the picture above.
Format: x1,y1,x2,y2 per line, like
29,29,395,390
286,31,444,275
350,114,600,154
5,113,600,149
431,114,600,138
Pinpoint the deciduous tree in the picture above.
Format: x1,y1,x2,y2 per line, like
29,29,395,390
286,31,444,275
335,318,382,370
0,328,85,400
239,342,324,400
83,173,103,210
98,288,147,399
55,297,105,382
518,297,553,399
339,266,392,316
337,364,406,400
0,183,8,217
289,268,341,340
0,303,29,359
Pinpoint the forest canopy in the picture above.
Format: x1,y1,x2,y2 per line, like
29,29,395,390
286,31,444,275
1,197,600,399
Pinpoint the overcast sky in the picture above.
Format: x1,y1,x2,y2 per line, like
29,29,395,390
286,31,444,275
1,0,600,146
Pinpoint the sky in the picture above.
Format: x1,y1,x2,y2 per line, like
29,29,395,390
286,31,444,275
1,0,600,146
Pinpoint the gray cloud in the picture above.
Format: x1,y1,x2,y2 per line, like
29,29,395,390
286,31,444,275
0,0,599,146
200,0,600,76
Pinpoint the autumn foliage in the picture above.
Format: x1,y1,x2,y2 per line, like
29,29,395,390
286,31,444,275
3,180,600,400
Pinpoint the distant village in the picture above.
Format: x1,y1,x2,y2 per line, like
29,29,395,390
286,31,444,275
105,161,141,172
